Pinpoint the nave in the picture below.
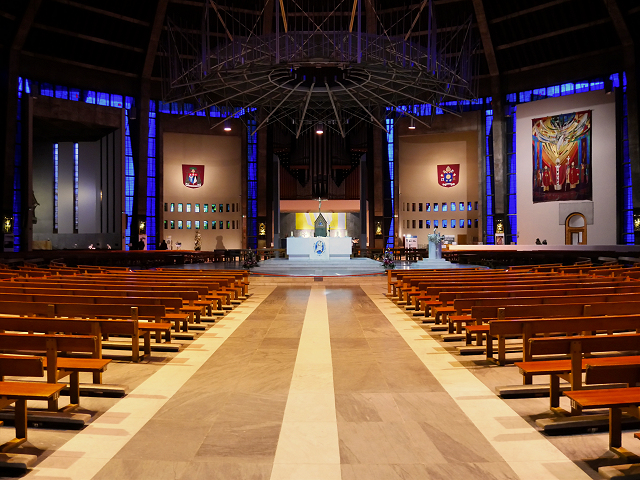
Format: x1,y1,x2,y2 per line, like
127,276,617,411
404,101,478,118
17,278,612,480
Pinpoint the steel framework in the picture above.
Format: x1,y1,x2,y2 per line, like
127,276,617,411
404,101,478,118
163,0,477,135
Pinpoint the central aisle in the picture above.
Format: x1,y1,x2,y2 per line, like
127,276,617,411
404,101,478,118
26,283,593,480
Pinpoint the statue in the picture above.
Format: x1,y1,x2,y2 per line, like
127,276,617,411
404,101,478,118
427,228,445,260
194,230,202,251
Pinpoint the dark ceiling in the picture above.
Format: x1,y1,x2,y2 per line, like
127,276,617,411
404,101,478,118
1,0,639,100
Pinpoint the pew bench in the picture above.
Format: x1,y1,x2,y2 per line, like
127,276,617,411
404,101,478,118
564,386,640,455
0,332,107,411
0,305,169,363
515,333,640,411
485,305,640,365
0,381,65,452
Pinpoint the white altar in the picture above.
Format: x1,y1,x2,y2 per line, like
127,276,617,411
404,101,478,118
287,237,352,260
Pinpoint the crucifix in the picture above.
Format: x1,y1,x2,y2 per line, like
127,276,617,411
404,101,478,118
317,197,322,213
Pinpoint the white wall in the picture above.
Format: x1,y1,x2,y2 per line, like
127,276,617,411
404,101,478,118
163,132,242,250
32,135,122,250
398,131,480,245
516,90,616,245
78,141,101,234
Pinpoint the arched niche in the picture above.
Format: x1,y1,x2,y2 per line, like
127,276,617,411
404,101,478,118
565,213,587,245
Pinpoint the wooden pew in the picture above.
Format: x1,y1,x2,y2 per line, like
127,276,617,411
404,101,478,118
0,332,104,410
0,316,139,382
449,289,640,335
83,272,242,300
20,275,231,310
4,279,216,318
564,386,640,454
152,268,250,296
414,277,626,313
0,357,64,452
0,292,183,339
0,301,170,362
489,312,640,367
515,334,640,411
398,271,563,303
387,268,488,295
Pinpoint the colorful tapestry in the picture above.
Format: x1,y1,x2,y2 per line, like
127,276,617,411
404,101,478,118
532,111,591,202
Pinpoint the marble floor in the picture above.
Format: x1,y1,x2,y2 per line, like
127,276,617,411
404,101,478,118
6,278,636,479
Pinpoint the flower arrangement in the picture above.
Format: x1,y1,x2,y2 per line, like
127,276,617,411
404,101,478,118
243,250,259,269
382,248,396,269
194,230,202,251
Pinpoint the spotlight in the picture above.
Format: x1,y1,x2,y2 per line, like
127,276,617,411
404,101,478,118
408,118,416,130
223,121,231,132
316,122,324,135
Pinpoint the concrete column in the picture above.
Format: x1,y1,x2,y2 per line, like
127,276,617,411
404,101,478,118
491,76,506,217
22,93,33,252
129,83,150,248
359,154,367,249
0,55,18,248
273,155,280,256
625,51,640,245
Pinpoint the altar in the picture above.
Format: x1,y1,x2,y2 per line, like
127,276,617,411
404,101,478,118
286,236,352,260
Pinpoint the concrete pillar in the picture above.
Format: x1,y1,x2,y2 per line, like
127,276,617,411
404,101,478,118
273,155,280,256
359,154,367,249
129,82,150,248
491,76,506,217
0,55,18,249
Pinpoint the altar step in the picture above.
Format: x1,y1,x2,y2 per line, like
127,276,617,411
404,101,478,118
255,257,384,276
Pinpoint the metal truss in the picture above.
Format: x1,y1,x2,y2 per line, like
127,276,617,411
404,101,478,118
163,0,477,136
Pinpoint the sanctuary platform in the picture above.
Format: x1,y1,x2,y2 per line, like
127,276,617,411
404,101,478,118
256,257,383,276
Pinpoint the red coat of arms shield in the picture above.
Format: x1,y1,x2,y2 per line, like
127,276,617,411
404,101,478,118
438,164,459,187
182,165,204,188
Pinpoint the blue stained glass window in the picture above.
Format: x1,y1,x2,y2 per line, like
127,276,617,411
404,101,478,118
74,143,79,232
124,97,135,249
146,101,157,249
386,118,395,249
97,92,109,106
13,78,24,250
620,75,634,244
485,105,494,244
55,85,68,99
560,84,574,96
40,83,54,97
53,144,59,231
247,118,258,248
